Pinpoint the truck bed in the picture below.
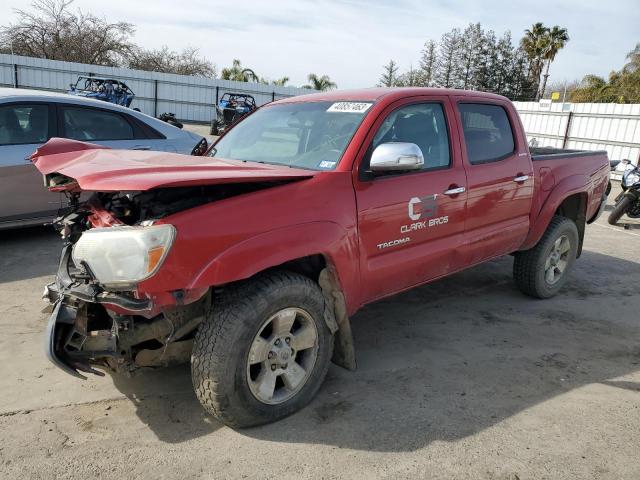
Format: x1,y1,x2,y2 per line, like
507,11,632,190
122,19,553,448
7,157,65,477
527,147,610,241
530,147,608,161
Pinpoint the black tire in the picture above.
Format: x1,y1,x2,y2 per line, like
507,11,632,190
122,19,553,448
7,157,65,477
191,271,333,428
210,119,219,136
607,195,632,225
513,215,579,299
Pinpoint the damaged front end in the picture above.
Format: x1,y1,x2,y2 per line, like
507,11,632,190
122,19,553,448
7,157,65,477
32,138,317,379
42,190,213,379
44,239,209,378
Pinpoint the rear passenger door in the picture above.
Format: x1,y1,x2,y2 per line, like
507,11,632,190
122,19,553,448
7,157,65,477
0,102,60,223
454,99,533,264
354,98,467,303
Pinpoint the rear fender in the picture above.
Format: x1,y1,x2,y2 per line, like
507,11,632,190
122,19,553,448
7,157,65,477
188,222,360,311
522,174,590,251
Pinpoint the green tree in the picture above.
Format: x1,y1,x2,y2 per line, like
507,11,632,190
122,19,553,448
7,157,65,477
396,65,421,86
303,73,337,91
570,57,640,104
271,77,289,86
509,48,536,100
520,22,549,95
570,75,613,102
475,30,498,92
459,23,483,89
493,32,514,95
538,26,570,98
624,43,640,73
419,40,437,87
434,28,462,88
221,59,259,82
378,59,399,87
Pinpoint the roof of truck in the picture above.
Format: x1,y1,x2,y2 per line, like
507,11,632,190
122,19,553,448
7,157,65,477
278,87,509,104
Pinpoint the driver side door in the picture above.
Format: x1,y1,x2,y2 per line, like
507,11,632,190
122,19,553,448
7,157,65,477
354,97,468,304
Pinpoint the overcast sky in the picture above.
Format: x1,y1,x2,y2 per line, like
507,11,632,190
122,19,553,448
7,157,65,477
1,0,637,88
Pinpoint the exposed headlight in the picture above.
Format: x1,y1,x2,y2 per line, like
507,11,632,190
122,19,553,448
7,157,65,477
622,170,640,188
72,225,175,287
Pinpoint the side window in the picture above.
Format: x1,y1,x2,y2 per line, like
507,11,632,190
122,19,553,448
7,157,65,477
0,104,49,145
458,103,515,164
366,103,450,173
62,107,134,141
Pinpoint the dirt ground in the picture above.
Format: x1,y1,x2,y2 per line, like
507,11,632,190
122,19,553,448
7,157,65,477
0,188,638,480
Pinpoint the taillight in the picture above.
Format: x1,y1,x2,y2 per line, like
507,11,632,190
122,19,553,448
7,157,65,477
191,138,208,156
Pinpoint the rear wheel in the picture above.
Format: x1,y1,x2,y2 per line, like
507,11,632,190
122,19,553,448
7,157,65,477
513,216,579,299
191,271,333,428
607,195,632,225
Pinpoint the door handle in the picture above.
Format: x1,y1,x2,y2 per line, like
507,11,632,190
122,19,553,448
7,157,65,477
513,175,529,183
443,186,466,196
132,145,151,150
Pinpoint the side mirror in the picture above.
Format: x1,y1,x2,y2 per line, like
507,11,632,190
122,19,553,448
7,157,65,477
370,142,424,172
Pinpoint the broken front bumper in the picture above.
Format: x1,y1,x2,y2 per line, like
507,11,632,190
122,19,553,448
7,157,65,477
44,245,151,379
44,245,204,378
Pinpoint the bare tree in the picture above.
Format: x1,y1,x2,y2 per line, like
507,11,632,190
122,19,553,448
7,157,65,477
128,46,216,77
0,0,135,66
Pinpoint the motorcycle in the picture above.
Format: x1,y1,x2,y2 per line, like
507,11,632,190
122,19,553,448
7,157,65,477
608,159,640,225
157,112,183,129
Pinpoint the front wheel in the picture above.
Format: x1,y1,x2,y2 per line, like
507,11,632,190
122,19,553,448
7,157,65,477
513,216,579,299
191,271,333,428
607,195,632,225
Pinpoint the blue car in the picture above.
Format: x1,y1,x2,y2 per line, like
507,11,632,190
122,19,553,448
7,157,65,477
68,76,135,108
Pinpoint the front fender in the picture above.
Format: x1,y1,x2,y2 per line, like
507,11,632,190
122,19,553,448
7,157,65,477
522,174,590,251
188,221,360,311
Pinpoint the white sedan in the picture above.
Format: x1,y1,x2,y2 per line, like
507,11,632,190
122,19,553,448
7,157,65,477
0,88,207,229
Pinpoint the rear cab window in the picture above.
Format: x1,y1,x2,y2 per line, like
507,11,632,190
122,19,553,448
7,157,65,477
458,103,515,164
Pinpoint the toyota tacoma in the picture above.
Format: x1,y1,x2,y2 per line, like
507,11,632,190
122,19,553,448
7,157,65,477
33,88,610,427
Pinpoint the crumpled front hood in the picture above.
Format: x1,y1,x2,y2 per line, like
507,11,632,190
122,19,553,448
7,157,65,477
31,138,316,192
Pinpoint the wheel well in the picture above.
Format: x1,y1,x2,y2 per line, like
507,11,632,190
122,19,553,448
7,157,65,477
267,254,328,282
554,193,587,257
212,254,356,371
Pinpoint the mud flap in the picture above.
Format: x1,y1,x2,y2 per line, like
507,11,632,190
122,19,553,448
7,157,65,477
319,267,356,371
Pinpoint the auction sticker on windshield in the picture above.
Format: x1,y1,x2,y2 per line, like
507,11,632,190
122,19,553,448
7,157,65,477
327,102,372,113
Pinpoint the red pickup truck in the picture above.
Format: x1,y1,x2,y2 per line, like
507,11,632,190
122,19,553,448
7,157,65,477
35,88,610,427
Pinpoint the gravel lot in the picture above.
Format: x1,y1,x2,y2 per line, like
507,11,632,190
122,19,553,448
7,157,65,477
0,187,638,480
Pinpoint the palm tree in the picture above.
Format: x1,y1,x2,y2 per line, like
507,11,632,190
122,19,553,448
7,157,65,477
520,23,549,96
271,76,289,87
539,26,570,99
221,59,259,82
623,43,640,73
303,73,337,91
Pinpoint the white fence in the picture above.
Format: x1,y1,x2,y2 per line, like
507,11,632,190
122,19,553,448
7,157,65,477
0,54,314,123
513,101,640,166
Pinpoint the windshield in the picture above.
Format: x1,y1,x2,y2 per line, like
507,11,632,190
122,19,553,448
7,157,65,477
209,101,372,170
